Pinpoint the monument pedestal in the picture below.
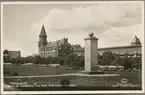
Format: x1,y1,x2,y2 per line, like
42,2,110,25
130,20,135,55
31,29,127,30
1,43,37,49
82,33,104,74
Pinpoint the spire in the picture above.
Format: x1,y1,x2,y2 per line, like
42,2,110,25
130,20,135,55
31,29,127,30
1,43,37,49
39,25,47,36
131,35,141,45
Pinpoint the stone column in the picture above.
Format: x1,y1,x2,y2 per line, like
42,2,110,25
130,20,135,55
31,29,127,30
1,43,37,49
84,33,98,72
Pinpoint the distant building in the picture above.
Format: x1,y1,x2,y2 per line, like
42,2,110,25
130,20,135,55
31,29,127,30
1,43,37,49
72,44,84,56
38,25,73,58
3,49,21,59
38,25,142,58
32,54,39,57
73,36,142,58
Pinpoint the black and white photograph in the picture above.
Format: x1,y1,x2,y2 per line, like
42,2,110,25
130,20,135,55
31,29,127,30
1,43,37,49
1,1,144,94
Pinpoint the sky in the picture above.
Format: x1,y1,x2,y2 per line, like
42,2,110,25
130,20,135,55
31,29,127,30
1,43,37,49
2,1,144,57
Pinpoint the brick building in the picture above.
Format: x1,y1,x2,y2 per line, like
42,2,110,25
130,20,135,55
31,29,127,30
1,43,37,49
38,25,73,58
38,25,142,58
73,36,142,58
3,49,21,59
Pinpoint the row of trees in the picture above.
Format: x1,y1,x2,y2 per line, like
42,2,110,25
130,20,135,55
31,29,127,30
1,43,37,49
4,51,142,70
98,51,142,70
33,54,84,68
4,56,33,64
3,54,84,68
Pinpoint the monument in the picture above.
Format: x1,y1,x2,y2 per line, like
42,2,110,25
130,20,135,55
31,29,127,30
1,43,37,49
83,33,101,74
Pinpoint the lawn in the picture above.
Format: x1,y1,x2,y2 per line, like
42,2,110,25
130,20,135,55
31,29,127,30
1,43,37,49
4,65,79,76
4,65,142,90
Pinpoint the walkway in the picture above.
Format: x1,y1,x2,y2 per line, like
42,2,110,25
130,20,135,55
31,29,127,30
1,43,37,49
5,73,120,79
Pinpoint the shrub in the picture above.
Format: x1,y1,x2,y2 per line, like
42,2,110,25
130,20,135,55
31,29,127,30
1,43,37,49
33,55,41,64
60,79,70,87
4,69,10,75
12,72,19,76
99,51,116,65
123,58,136,70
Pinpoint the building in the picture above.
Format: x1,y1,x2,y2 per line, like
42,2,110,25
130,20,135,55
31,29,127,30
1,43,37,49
3,49,21,59
38,25,142,58
38,25,73,58
73,36,142,58
72,44,84,56
32,54,39,57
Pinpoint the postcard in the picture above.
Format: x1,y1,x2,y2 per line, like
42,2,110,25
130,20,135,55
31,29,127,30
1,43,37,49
1,1,144,94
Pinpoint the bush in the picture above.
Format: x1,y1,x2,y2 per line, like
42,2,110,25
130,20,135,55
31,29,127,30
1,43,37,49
4,69,10,75
33,55,41,64
56,57,64,65
60,79,70,87
98,51,142,71
49,57,57,64
12,72,19,76
123,58,136,70
99,51,116,65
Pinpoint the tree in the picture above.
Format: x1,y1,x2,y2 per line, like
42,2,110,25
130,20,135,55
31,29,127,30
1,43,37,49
132,57,142,69
56,57,64,65
3,56,10,63
49,57,57,64
23,56,33,63
63,54,76,66
33,55,41,64
75,56,84,68
99,51,116,65
123,57,135,70
114,56,123,66
10,58,17,64
40,57,52,64
19,58,24,64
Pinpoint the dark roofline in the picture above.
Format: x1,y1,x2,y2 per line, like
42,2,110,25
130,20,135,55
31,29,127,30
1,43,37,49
98,45,142,50
73,45,142,52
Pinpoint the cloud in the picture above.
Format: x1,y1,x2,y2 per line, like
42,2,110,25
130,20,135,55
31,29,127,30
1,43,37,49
4,2,143,57
99,24,143,47
30,3,143,46
32,3,142,33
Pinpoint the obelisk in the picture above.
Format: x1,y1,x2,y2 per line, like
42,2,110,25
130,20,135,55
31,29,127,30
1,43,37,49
84,33,98,73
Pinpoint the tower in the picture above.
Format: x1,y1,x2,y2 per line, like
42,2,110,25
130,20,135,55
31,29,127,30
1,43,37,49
131,35,141,45
39,25,47,45
38,25,47,58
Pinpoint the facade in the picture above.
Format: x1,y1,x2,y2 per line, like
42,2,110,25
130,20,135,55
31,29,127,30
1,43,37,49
73,36,142,58
38,25,73,58
3,49,21,59
98,45,141,56
72,44,84,56
38,25,142,58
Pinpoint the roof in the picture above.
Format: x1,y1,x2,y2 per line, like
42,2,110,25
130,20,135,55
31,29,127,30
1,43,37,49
98,45,141,50
131,35,141,45
39,25,47,36
73,45,141,52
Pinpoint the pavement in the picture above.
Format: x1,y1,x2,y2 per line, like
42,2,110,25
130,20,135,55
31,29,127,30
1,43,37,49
5,73,120,79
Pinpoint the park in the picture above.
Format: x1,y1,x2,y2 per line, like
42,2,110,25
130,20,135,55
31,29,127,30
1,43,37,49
3,33,142,91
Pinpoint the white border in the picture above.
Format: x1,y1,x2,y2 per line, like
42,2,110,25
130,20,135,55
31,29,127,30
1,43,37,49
1,1,144,94
141,2,145,93
1,2,4,94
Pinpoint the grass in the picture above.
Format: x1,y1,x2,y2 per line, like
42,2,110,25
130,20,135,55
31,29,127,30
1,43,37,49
4,65,142,90
4,65,79,76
